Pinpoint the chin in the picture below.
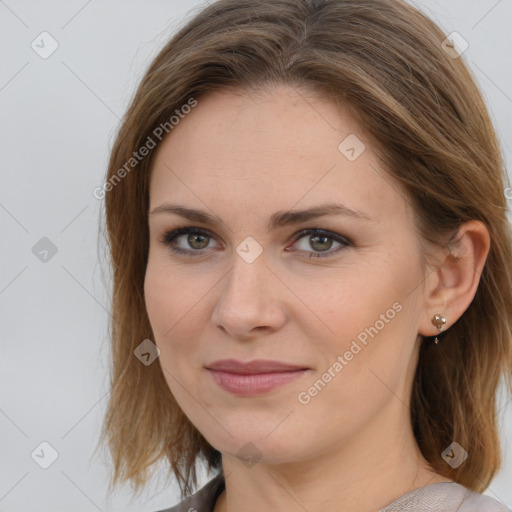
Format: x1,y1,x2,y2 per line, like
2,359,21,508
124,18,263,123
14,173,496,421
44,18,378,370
203,424,308,466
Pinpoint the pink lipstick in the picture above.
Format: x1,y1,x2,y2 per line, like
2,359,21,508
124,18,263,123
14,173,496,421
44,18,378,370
205,359,309,396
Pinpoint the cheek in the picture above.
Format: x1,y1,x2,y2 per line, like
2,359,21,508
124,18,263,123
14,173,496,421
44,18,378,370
144,262,200,412
144,260,172,337
292,295,414,445
145,255,201,334
290,256,419,391
144,257,214,382
144,260,191,356
289,262,403,344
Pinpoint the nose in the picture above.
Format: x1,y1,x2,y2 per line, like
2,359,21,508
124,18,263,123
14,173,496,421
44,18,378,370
210,248,288,341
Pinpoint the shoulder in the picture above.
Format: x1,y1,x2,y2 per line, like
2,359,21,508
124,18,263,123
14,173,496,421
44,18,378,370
379,481,510,512
154,473,225,512
457,485,511,512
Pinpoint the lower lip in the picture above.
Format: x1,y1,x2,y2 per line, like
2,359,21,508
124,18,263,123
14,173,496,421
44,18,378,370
208,369,308,395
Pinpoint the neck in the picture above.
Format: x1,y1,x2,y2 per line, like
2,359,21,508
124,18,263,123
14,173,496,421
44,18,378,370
213,400,451,512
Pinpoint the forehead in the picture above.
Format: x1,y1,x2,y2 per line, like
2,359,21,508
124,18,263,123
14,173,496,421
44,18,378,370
148,84,413,229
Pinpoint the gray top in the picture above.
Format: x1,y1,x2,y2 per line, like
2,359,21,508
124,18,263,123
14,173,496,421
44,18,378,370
156,473,511,512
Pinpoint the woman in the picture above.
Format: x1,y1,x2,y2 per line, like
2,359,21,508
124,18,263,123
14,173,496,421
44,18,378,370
97,0,512,510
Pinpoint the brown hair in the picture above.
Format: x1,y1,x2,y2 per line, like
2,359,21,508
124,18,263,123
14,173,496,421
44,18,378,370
97,0,512,499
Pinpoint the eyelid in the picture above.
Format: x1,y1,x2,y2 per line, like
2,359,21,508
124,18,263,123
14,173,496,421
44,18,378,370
159,225,352,257
290,228,352,246
159,226,220,253
286,228,352,258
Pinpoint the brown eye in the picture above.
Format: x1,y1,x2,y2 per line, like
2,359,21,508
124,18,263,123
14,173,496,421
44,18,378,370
309,234,333,252
160,227,219,255
288,229,351,258
160,226,351,259
186,232,210,250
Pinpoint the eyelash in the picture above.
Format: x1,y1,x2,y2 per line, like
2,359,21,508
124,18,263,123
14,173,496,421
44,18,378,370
159,225,352,259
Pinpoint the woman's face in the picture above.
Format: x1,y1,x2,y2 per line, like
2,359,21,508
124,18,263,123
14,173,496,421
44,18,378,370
145,84,430,465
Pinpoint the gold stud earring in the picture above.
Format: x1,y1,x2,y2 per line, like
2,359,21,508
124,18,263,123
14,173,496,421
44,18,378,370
431,314,447,344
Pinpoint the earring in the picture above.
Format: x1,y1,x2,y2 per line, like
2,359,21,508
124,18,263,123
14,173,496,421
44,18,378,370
431,314,447,344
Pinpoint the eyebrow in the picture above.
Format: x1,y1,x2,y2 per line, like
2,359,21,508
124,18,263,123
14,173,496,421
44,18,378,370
150,203,372,231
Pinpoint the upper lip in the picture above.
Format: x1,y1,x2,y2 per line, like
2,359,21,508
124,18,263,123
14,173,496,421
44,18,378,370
206,359,308,374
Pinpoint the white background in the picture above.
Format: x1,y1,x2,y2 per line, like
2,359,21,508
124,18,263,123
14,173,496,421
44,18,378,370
1,1,511,511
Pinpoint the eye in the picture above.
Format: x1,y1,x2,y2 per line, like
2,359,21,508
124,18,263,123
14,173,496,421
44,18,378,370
287,228,351,258
160,227,219,256
159,226,352,258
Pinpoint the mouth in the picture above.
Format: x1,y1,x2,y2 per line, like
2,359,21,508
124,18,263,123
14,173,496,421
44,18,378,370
205,359,310,396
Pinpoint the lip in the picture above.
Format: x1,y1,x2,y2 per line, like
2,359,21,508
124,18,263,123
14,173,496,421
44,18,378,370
205,359,310,396
206,359,309,374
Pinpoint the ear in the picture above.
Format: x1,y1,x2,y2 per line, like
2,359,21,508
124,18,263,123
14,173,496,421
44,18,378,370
418,220,491,338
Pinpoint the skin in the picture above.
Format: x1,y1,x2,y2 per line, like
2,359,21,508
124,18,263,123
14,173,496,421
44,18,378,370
144,83,490,512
